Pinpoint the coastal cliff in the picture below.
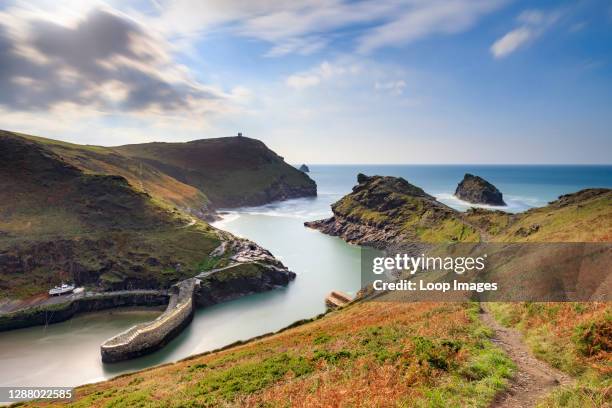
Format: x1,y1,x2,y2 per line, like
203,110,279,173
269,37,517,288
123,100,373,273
304,173,479,247
115,136,317,208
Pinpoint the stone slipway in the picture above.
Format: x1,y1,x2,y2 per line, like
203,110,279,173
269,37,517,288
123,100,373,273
101,278,198,363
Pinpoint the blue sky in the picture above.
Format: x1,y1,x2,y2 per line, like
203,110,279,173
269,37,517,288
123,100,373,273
0,0,611,163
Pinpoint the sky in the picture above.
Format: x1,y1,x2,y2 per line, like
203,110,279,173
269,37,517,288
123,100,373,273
0,0,611,164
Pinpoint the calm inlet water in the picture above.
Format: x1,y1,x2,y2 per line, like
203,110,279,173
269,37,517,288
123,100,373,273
1,165,610,388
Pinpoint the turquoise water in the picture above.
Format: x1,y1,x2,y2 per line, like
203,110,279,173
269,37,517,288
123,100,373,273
0,165,609,388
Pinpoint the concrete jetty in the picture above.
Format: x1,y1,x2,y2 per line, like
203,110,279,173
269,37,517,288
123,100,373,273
100,278,199,363
325,291,353,309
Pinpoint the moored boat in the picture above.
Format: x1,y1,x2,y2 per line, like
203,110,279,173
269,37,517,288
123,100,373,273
49,283,75,296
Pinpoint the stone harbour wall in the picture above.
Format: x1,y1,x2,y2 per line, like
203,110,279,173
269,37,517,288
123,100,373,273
0,290,169,332
100,278,199,363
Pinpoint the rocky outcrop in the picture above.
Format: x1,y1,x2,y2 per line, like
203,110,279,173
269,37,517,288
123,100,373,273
96,238,297,363
305,174,475,247
195,238,296,306
455,174,506,206
299,164,310,173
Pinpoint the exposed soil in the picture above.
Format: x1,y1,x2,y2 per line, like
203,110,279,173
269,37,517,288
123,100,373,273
481,306,573,408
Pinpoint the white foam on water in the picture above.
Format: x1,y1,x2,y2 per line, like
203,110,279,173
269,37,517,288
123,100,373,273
211,212,241,228
435,193,540,213
216,196,332,221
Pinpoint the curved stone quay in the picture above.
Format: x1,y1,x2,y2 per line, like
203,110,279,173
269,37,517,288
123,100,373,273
100,278,199,363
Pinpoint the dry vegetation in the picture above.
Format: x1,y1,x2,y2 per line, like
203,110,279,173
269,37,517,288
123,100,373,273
489,302,611,407
21,302,514,407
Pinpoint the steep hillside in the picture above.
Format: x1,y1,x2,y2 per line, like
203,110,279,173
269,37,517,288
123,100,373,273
115,136,317,208
11,131,213,217
492,188,612,242
24,301,515,407
0,133,216,297
0,132,294,300
306,174,611,405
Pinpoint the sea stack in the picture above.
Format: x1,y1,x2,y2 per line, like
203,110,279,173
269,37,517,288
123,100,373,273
455,174,506,206
299,164,310,173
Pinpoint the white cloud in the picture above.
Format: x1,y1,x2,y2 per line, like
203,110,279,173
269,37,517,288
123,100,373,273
491,27,532,58
375,80,407,95
491,8,562,59
0,1,254,141
285,61,359,90
3,1,509,58
286,74,321,90
358,0,506,53
264,36,327,57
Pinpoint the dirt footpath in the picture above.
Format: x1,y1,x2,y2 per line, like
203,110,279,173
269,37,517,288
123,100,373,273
480,306,573,408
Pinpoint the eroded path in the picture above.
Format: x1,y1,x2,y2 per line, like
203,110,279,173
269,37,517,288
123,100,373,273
480,306,573,408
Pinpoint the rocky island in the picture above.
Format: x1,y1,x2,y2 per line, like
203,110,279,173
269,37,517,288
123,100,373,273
299,164,310,173
454,173,506,206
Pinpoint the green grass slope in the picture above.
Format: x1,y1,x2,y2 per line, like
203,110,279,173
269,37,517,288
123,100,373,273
115,136,317,208
0,132,221,298
10,131,213,215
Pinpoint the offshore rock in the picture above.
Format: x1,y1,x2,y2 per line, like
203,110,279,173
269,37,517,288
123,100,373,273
454,174,506,206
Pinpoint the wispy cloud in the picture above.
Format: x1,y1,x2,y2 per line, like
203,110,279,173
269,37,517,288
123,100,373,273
145,0,506,56
491,9,562,59
375,80,407,96
286,61,360,90
357,0,505,53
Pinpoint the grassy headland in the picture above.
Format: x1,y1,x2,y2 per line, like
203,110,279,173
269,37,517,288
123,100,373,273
115,136,316,208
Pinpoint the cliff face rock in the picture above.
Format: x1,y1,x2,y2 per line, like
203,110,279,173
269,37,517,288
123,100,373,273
455,174,506,206
299,164,310,173
305,174,479,247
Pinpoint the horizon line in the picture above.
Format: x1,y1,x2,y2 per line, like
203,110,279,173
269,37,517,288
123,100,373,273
293,163,612,166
